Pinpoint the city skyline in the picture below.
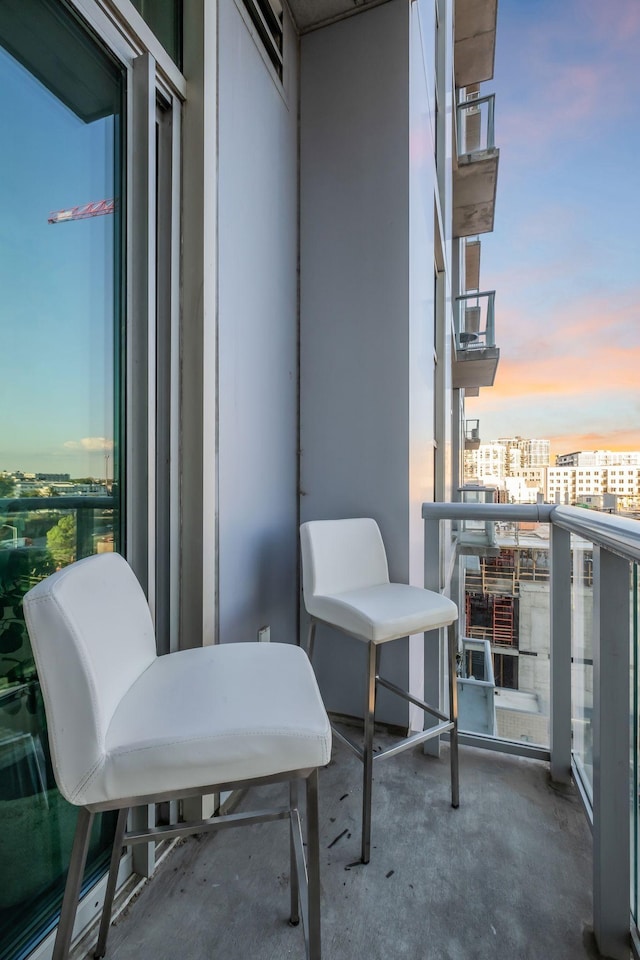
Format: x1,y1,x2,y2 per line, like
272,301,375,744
467,0,640,457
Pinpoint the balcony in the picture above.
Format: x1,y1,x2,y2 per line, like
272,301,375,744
453,291,500,389
422,500,640,959
464,418,480,449
454,94,499,238
454,0,498,88
86,741,591,960
16,499,630,960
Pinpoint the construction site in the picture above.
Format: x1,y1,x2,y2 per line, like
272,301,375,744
461,522,594,746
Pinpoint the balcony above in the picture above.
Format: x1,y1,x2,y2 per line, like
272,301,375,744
454,0,498,87
464,418,480,449
454,95,499,238
453,290,500,389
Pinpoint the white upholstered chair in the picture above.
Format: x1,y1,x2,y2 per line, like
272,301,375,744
300,518,459,864
23,553,331,960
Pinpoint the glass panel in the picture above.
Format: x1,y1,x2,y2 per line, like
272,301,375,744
459,519,550,747
130,0,182,67
0,2,125,957
457,94,495,155
570,534,594,803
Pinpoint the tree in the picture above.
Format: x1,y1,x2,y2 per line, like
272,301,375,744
0,476,15,498
46,514,77,566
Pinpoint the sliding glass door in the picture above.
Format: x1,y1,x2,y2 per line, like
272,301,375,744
0,2,125,957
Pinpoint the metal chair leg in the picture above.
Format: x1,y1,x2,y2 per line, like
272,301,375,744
94,807,129,958
288,780,300,927
53,807,95,960
448,623,460,809
306,620,317,662
306,769,321,960
361,642,379,864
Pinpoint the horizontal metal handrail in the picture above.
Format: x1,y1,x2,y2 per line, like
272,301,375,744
550,504,640,564
0,496,114,512
424,501,640,564
456,290,496,303
423,502,553,522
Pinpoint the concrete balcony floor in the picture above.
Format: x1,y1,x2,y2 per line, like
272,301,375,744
95,738,597,960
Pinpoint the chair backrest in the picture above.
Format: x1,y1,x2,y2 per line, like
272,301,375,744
23,553,157,804
300,518,389,603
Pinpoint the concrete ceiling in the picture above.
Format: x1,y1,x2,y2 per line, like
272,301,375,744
454,0,497,87
287,0,391,34
453,347,500,389
453,149,499,238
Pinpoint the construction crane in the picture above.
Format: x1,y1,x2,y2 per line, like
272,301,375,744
48,198,115,224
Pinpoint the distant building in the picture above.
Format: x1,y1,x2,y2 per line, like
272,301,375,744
556,450,640,467
466,442,640,510
35,472,71,482
497,436,550,469
465,437,550,489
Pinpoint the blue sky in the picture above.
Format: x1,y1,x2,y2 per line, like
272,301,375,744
2,1,637,475
0,45,118,477
466,0,640,456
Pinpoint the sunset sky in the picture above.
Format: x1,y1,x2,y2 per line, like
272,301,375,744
466,0,640,458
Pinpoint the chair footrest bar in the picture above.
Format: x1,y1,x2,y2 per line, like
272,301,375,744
376,675,450,723
331,724,364,761
372,721,455,762
290,809,310,955
124,807,290,844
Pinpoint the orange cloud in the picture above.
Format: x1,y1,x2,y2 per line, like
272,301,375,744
489,342,640,400
494,287,640,363
548,428,640,459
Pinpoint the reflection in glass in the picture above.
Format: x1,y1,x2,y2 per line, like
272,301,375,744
130,0,182,66
0,2,124,957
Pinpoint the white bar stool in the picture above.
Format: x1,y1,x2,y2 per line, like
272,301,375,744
300,517,459,864
24,553,331,960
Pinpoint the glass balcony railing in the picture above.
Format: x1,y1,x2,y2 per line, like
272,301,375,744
456,93,496,157
0,495,117,960
456,485,498,554
455,291,496,352
423,500,640,960
464,419,480,448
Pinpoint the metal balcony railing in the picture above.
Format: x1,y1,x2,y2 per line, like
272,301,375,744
456,93,496,157
422,500,640,960
464,419,480,446
455,291,496,351
0,496,115,566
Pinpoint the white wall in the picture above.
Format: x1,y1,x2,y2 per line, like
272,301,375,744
217,0,299,644
300,0,444,723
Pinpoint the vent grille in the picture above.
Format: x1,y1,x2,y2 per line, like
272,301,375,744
243,0,283,80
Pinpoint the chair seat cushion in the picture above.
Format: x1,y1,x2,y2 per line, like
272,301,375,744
75,643,331,807
308,583,457,644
